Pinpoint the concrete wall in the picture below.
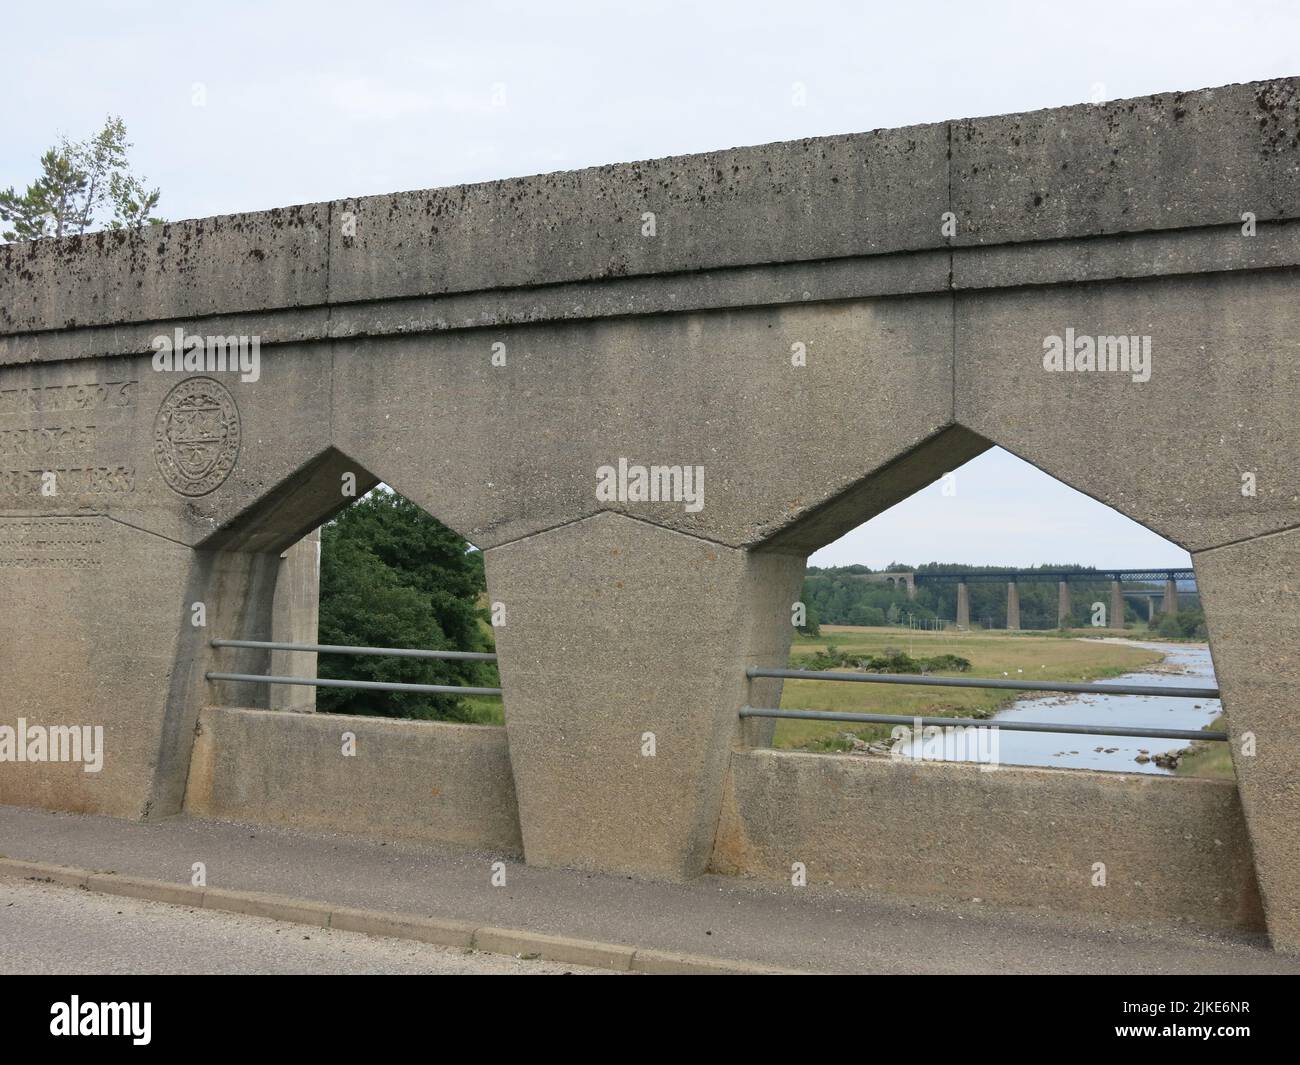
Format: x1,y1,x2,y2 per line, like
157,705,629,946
184,707,522,853
487,514,804,879
0,511,195,819
713,750,1265,934
3,77,1300,949
268,529,320,712
1195,529,1300,950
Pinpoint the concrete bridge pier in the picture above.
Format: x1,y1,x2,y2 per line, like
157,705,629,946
1006,581,1020,630
486,514,804,880
1196,530,1300,954
1058,581,1071,628
956,580,971,629
1110,581,1125,631
268,529,320,712
1164,578,1180,616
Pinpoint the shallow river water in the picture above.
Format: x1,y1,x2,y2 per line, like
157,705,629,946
895,640,1222,775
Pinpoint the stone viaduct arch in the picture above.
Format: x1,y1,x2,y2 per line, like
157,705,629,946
2,78,1298,949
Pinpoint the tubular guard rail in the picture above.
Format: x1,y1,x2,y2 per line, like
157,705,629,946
206,639,501,696
744,667,1227,742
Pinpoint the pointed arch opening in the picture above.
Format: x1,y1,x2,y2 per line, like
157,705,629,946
196,447,502,725
752,437,1224,779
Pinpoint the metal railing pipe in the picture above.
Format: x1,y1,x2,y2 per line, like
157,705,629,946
211,639,497,662
746,667,1219,700
739,706,1228,742
205,672,503,697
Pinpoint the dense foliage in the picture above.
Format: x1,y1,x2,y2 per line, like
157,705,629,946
317,491,496,720
1154,607,1209,640
803,645,971,673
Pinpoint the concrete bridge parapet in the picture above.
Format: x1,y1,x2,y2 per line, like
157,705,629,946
2,78,1300,950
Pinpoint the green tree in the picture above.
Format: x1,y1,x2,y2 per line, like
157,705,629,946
68,116,130,234
317,490,495,720
0,149,84,240
107,171,163,231
1156,606,1208,640
0,116,162,242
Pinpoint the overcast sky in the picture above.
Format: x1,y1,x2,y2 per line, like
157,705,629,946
4,1,1294,568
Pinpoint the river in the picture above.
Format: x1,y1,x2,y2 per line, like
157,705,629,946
896,640,1222,775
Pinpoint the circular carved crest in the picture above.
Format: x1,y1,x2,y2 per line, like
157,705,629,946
153,377,241,496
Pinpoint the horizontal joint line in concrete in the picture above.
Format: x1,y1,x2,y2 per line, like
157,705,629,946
1194,517,1300,557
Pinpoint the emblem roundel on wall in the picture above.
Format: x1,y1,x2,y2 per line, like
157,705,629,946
153,376,241,496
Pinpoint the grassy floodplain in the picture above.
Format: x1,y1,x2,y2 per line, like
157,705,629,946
773,625,1164,751
467,621,1233,779
1175,714,1234,779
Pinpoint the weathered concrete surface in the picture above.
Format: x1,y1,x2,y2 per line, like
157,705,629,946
0,205,331,336
0,517,191,819
4,81,1296,338
184,707,522,853
1195,527,1300,953
486,513,803,878
950,81,1300,245
268,530,319,711
1,76,1299,950
0,127,949,335
328,296,959,550
713,750,1265,934
954,270,1300,552
0,342,340,551
5,805,1297,974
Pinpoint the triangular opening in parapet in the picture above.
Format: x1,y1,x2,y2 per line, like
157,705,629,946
760,445,1226,779
201,449,501,726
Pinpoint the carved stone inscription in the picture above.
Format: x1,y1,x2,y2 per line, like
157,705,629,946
0,517,105,569
0,379,136,503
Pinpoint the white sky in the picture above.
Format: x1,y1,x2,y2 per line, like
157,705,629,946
813,446,1190,569
5,0,1291,568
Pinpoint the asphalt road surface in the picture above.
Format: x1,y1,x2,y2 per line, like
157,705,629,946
0,878,614,975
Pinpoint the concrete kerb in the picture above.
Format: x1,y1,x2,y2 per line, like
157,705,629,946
0,858,801,975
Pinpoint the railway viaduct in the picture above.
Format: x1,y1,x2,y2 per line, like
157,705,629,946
2,79,1299,950
856,568,1194,628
